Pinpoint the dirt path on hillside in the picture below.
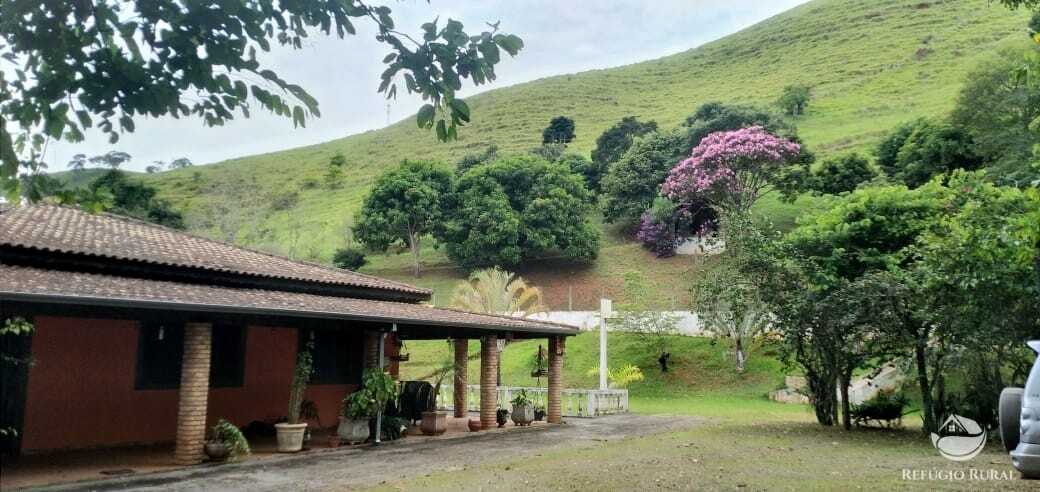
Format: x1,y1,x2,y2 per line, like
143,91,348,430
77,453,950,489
38,414,712,492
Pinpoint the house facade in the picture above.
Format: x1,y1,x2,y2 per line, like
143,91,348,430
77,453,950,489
0,204,576,464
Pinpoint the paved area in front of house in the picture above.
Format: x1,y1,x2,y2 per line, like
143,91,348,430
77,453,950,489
24,414,713,491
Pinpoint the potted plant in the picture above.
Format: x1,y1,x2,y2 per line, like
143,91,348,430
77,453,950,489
419,361,453,436
534,404,546,421
204,419,251,462
338,399,370,445
341,368,400,443
496,407,509,428
275,339,314,452
510,389,534,426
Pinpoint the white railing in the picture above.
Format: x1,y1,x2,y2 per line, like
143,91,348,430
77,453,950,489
437,385,628,417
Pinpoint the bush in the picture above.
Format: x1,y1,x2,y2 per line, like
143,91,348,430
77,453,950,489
811,153,877,195
850,392,910,428
332,247,368,271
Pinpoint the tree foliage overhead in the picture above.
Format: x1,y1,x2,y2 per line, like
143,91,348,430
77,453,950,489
353,159,453,278
1,0,523,202
437,155,600,269
600,130,686,224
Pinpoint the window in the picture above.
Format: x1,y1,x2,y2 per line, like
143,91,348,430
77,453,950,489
135,322,184,390
210,325,246,387
305,329,363,385
135,323,247,389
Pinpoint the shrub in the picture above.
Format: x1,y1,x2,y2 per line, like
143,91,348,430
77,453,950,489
850,392,910,427
332,247,368,270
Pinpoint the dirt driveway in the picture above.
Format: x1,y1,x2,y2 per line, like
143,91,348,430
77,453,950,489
30,414,712,491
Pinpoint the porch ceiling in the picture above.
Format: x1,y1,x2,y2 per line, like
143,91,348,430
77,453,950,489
0,265,578,339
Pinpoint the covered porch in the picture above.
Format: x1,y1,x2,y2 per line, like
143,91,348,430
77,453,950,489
0,411,554,490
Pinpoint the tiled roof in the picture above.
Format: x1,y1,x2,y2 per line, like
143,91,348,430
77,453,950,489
0,204,430,297
0,265,580,336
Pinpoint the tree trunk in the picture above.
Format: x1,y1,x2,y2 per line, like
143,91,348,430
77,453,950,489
735,338,746,373
408,232,421,278
914,341,935,433
839,369,852,431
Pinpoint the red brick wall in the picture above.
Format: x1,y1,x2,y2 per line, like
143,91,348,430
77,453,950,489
21,317,369,452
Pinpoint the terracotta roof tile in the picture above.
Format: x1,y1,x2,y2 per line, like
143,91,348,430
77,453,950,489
0,265,579,336
0,204,430,296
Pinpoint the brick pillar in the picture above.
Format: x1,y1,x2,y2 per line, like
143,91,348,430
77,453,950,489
548,336,564,424
480,336,498,429
453,339,469,418
363,330,378,368
174,323,212,465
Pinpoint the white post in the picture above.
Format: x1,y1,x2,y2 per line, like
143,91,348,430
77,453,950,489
599,298,611,391
374,325,391,444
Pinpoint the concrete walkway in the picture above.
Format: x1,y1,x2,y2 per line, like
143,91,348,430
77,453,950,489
18,414,712,491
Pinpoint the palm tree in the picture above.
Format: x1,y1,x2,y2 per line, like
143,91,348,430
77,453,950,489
449,267,548,318
449,267,549,386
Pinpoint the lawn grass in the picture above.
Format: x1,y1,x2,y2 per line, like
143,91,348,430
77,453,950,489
371,420,1030,491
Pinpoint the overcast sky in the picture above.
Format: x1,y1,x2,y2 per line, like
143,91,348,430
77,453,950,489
47,0,809,173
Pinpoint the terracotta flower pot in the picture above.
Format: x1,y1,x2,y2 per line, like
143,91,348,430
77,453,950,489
328,435,341,448
468,419,482,432
420,410,448,436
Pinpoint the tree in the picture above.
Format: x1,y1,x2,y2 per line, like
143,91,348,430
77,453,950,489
776,85,811,116
875,119,982,189
455,144,499,176
809,153,877,195
448,267,548,317
590,117,658,192
542,116,576,144
636,197,680,258
353,159,453,277
691,214,778,374
324,153,347,190
88,170,185,229
781,173,1040,432
683,102,803,155
145,165,161,174
168,158,193,170
613,271,682,368
437,156,600,269
662,126,802,217
951,47,1040,184
556,153,597,192
66,154,88,172
2,1,524,202
874,120,920,177
600,130,687,223
88,151,133,170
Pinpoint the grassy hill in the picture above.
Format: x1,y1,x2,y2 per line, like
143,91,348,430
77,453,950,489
129,0,1029,308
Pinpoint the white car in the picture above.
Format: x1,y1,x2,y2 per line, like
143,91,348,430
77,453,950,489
1000,340,1040,478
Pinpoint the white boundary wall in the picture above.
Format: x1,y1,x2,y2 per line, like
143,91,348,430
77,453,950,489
529,311,708,336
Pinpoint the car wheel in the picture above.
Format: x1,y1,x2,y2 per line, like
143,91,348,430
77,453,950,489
999,387,1024,453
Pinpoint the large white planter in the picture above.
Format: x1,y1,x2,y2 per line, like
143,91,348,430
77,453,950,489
274,422,308,452
511,404,534,426
337,416,370,445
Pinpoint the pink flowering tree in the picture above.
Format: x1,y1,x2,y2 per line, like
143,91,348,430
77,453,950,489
661,126,802,217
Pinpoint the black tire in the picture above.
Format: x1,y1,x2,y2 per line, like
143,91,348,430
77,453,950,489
999,387,1024,453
